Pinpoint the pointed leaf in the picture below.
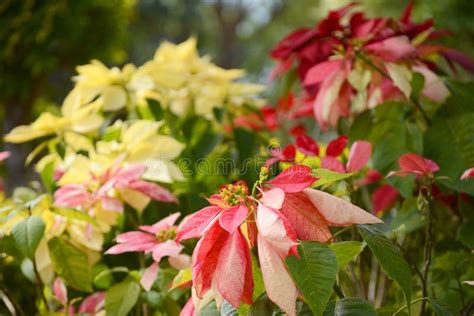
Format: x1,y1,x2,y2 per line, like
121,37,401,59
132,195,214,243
47,236,92,292
312,169,352,188
287,241,338,316
357,225,411,310
329,241,365,268
12,216,45,259
105,276,141,316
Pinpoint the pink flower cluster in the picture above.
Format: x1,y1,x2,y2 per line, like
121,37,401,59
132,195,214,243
106,212,190,291
54,163,177,213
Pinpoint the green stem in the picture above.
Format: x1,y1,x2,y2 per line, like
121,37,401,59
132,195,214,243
410,96,431,126
32,260,49,312
420,200,434,316
393,298,429,316
328,226,352,242
455,267,466,311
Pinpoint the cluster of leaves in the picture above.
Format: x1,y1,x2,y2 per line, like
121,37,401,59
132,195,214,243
0,2,474,316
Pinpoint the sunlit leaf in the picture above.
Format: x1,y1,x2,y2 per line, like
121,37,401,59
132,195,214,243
47,236,92,292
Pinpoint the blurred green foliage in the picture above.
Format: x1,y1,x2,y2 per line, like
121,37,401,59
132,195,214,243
0,0,133,100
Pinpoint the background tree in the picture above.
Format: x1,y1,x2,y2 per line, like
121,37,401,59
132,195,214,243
0,0,133,192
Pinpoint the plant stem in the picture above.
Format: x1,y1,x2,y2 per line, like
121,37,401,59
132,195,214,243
32,260,49,312
420,202,434,316
368,256,379,303
393,297,429,316
455,267,466,310
410,96,431,126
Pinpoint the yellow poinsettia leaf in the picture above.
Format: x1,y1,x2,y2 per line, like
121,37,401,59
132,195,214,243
119,188,151,212
101,85,127,111
64,131,94,152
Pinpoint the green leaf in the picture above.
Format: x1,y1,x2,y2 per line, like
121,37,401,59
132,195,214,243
350,102,421,174
424,80,474,195
183,117,223,161
358,225,412,310
105,276,141,316
146,98,164,121
199,301,221,316
312,169,353,188
428,297,454,316
390,197,426,234
11,216,45,259
251,253,265,301
329,241,365,268
40,161,55,192
410,72,425,100
136,103,155,120
220,301,238,316
102,124,121,142
287,241,338,316
13,187,38,204
234,127,257,162
47,236,92,292
458,219,474,248
323,298,376,316
246,296,274,316
93,267,129,289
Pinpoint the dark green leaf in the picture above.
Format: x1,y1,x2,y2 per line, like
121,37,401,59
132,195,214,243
105,276,141,316
428,298,454,316
247,296,274,316
47,237,92,292
146,98,164,121
323,298,376,316
234,127,257,162
11,216,45,259
358,225,412,310
458,219,474,248
410,72,425,100
287,241,338,316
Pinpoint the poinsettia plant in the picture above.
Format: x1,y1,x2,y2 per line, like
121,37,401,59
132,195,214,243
1,2,474,316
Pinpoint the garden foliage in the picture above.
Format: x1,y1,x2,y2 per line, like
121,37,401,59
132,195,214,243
1,2,474,316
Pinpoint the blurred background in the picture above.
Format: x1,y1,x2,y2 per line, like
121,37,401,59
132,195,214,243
1,0,474,192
